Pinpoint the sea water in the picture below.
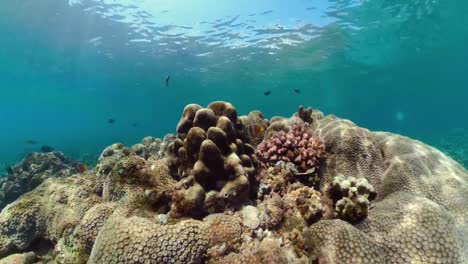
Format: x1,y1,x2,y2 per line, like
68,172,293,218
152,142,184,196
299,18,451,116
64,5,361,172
0,0,467,172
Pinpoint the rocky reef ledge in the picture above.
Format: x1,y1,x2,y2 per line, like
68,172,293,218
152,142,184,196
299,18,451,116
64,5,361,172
0,101,466,264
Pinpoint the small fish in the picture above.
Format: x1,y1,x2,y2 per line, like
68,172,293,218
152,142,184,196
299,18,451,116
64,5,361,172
132,122,138,127
77,163,88,173
264,91,271,96
40,145,54,152
293,89,301,94
24,139,38,145
246,124,265,138
165,75,170,87
107,118,115,124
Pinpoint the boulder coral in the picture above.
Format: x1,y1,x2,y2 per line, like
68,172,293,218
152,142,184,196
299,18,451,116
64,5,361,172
88,211,210,264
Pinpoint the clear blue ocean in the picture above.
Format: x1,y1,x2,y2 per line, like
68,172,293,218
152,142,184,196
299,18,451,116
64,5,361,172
1,0,467,170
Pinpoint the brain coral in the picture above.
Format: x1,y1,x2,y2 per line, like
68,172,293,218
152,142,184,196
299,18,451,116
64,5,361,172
168,101,258,215
257,119,325,173
89,212,209,264
314,115,385,191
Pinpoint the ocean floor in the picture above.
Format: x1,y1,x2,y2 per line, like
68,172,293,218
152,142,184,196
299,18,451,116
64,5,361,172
0,102,467,263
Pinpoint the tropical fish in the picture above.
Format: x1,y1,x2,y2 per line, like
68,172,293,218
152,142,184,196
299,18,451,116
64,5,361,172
246,124,265,138
77,163,88,173
107,118,115,124
165,75,170,87
24,139,38,145
40,145,54,152
293,89,301,94
264,91,271,96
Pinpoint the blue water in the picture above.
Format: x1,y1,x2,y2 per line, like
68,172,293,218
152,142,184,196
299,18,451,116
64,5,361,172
1,0,467,170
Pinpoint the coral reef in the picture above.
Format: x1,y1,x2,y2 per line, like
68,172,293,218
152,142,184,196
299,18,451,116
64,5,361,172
167,101,258,216
0,151,80,210
0,102,467,264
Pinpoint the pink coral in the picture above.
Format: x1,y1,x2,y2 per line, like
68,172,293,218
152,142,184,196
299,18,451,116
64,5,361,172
257,120,325,172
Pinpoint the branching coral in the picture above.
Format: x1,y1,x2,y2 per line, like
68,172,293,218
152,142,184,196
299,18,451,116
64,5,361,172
327,175,376,223
257,120,325,173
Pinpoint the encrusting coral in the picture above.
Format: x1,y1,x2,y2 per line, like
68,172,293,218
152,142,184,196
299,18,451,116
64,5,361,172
0,101,467,264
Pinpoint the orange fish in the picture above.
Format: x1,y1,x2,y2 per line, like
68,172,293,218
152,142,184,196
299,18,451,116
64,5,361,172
247,124,265,138
77,163,88,173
